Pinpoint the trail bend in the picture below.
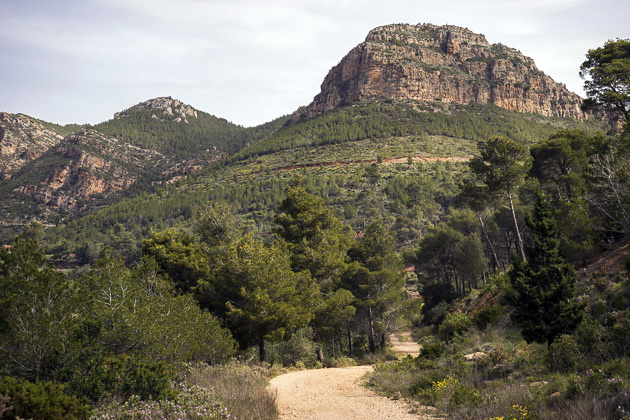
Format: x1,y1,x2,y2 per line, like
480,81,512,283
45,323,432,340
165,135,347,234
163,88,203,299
269,330,431,419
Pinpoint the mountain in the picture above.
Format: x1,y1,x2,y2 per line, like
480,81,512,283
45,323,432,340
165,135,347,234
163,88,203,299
0,98,288,238
0,112,80,180
293,23,586,122
94,97,250,160
3,24,606,255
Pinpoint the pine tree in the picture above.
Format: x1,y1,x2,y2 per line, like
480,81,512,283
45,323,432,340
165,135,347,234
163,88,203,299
506,192,584,347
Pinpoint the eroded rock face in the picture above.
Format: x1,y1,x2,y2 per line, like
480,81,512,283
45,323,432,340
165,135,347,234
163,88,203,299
296,24,586,121
0,112,65,179
115,97,199,123
12,129,167,211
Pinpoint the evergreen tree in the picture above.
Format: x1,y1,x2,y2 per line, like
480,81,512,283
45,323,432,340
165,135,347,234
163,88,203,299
345,221,409,353
506,192,584,347
274,184,355,359
469,135,532,261
580,39,630,126
217,234,319,362
274,184,353,287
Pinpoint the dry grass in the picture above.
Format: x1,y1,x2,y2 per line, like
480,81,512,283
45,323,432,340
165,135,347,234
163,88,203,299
186,363,279,420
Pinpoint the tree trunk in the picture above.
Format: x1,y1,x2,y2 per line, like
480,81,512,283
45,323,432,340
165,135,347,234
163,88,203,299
347,325,353,352
367,305,376,354
478,213,500,272
380,332,386,349
508,192,527,262
316,345,324,363
259,336,266,363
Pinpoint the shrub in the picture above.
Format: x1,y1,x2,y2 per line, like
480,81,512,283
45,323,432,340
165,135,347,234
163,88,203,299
428,376,483,412
549,335,582,372
438,311,472,341
473,305,504,330
419,335,444,359
267,328,318,368
324,356,357,368
69,355,174,403
0,393,12,417
0,376,90,420
90,384,232,420
186,363,278,420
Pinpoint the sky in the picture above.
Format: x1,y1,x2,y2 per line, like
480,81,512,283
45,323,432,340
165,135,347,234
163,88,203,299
1,0,628,127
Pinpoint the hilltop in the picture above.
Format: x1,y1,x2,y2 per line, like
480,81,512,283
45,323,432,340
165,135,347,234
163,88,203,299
294,23,586,122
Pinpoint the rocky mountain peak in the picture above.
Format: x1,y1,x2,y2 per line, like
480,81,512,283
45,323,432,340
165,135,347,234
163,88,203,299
294,23,586,122
114,96,199,123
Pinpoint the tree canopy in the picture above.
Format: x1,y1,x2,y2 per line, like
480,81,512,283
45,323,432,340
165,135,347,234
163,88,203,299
580,39,630,127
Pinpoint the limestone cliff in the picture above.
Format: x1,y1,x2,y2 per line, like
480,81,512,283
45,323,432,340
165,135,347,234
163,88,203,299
295,24,586,122
0,112,70,180
8,129,168,211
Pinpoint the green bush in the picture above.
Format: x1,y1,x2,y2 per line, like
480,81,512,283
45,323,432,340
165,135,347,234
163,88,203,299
439,311,472,341
473,305,504,330
68,355,174,403
267,328,319,368
0,376,90,420
549,334,582,372
324,356,357,368
419,335,445,359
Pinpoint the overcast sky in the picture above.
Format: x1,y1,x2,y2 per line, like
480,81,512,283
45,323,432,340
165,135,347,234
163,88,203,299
1,0,628,127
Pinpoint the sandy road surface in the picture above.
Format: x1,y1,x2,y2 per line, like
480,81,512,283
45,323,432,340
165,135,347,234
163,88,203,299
269,365,425,419
390,330,421,358
269,330,430,419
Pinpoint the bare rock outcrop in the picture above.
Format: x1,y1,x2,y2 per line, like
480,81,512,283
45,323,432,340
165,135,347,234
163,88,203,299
0,112,66,179
11,129,167,211
295,24,586,122
115,97,199,123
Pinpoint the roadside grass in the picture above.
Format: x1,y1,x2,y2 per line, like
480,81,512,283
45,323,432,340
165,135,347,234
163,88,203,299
186,363,279,420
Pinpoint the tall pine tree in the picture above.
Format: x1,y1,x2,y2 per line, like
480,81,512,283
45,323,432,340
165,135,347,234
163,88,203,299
506,192,584,347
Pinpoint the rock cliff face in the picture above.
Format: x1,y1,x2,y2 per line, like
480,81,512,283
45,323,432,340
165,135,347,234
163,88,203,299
296,24,586,121
0,112,67,180
9,129,168,211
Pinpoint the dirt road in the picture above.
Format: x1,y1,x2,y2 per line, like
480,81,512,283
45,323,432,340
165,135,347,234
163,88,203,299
269,330,429,419
270,365,425,419
390,330,421,358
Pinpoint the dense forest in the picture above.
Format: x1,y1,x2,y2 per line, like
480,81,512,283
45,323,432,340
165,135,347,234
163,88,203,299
1,38,629,419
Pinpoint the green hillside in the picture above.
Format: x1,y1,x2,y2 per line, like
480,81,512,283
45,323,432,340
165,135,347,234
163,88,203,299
0,103,289,242
93,100,288,159
41,100,605,265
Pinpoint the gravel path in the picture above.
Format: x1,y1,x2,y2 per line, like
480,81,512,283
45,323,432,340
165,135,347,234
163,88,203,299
269,330,431,419
269,366,426,419
390,330,421,358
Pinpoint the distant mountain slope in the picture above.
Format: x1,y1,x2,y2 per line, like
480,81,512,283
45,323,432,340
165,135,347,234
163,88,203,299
237,100,602,162
294,23,588,122
0,98,288,238
94,97,256,159
0,129,169,212
39,100,604,265
0,112,80,180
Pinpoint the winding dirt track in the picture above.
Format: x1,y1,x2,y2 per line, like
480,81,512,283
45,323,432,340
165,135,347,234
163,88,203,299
269,332,430,419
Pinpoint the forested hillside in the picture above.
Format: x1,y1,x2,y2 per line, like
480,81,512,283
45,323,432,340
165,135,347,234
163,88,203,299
0,99,288,242
39,101,603,266
1,30,628,420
